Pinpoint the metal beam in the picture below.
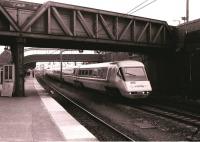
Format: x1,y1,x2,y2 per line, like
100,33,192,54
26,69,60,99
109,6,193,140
99,14,115,40
114,17,118,40
137,22,149,42
153,25,163,43
0,4,20,31
95,14,98,38
22,2,50,32
73,10,76,36
77,11,95,38
52,7,73,36
119,20,133,40
48,7,51,34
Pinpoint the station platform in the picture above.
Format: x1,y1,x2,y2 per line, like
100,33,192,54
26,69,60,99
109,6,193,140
0,77,97,142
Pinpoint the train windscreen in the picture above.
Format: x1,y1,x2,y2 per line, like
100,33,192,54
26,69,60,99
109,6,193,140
121,67,147,81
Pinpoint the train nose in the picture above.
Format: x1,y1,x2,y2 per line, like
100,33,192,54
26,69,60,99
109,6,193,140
129,91,150,95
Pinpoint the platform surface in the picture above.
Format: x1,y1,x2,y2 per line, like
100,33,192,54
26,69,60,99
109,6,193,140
0,77,97,142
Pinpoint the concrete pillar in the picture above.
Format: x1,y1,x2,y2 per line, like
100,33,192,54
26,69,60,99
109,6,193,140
11,38,25,97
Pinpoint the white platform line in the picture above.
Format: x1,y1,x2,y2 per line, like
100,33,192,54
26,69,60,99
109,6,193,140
33,79,98,141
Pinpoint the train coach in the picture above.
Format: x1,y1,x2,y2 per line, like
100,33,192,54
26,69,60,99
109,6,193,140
46,60,152,99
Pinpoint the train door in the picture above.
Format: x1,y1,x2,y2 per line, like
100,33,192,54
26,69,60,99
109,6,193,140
1,64,15,97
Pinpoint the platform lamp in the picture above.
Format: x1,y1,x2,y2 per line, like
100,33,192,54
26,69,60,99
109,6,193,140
60,49,65,80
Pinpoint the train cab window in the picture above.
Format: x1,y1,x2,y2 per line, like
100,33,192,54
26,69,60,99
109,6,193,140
122,67,147,81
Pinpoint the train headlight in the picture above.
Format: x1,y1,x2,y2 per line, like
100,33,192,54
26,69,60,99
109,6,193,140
144,91,150,94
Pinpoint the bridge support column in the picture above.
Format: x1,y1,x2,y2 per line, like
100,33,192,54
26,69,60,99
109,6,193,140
11,38,25,97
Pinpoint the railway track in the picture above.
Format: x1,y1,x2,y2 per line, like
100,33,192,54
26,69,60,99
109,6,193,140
133,104,200,127
38,76,135,141
130,103,200,140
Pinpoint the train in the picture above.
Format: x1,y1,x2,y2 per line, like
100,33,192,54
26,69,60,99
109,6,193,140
46,60,152,99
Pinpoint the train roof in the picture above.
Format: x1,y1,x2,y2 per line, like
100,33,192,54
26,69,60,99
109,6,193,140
78,60,144,68
116,60,144,67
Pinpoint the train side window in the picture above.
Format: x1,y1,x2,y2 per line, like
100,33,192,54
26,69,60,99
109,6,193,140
78,70,81,75
88,70,92,76
101,67,108,79
73,69,77,76
83,70,87,76
92,68,98,77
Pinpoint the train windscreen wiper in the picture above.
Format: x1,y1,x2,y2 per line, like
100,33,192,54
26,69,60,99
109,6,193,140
125,73,136,76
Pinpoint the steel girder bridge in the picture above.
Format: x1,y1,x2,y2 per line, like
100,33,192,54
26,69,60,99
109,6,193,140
0,0,174,51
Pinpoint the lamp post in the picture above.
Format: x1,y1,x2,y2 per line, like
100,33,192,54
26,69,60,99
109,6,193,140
186,0,189,23
60,49,65,80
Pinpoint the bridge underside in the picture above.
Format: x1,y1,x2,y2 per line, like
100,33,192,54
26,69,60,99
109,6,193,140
24,54,104,64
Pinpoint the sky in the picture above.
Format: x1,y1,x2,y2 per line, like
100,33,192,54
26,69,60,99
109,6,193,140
22,0,199,26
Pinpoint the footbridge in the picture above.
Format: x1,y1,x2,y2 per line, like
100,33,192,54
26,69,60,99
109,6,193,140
24,54,104,64
0,0,174,52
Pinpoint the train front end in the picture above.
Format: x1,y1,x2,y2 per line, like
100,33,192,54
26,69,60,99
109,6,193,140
117,61,152,99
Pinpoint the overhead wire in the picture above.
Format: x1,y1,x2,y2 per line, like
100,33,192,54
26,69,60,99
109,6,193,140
127,0,150,14
129,0,158,14
97,0,158,34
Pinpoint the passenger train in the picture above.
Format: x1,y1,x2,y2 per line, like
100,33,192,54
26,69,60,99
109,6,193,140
46,60,152,99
